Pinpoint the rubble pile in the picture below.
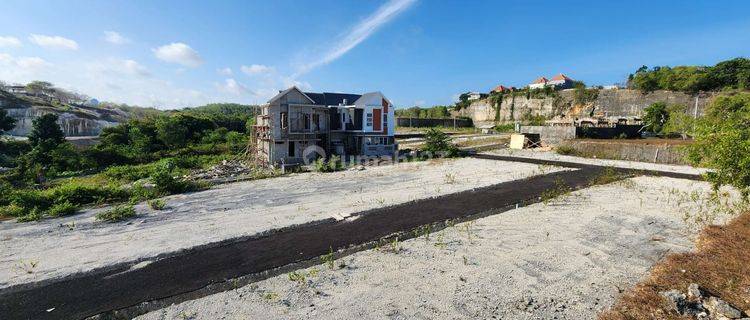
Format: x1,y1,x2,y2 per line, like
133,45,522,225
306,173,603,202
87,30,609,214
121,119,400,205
661,283,749,320
187,160,256,181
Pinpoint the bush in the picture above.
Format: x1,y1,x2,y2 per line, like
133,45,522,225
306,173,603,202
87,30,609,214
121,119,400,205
643,102,669,133
48,201,78,217
148,199,167,210
422,128,460,157
0,204,25,217
47,182,129,206
555,145,578,156
687,93,750,199
150,162,198,194
103,163,157,182
95,205,136,222
17,208,43,222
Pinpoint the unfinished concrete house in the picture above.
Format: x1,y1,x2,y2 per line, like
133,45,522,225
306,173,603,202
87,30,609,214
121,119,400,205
252,86,396,166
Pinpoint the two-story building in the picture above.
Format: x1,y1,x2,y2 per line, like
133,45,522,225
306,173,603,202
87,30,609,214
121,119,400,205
253,86,397,165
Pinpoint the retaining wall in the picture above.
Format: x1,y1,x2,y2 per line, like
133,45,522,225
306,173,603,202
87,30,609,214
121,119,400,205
396,117,473,128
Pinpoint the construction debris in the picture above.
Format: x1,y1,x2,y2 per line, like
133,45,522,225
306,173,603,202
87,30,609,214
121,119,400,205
187,160,255,181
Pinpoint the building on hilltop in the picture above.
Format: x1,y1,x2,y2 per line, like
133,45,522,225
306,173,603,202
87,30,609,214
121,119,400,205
491,85,515,93
547,73,575,89
528,74,576,89
252,86,397,166
528,77,549,89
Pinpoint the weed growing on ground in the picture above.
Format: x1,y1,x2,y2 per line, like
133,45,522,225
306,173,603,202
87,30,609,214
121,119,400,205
462,221,476,244
413,225,432,241
176,311,196,320
261,291,279,301
48,201,78,217
555,145,578,156
588,167,626,186
434,232,447,249
444,172,456,184
321,247,335,270
540,177,573,205
15,260,39,274
148,199,167,210
95,205,136,222
287,271,306,284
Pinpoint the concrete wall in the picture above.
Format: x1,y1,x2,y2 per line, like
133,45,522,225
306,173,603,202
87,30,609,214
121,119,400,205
562,140,689,165
456,89,714,126
396,117,473,128
519,125,576,146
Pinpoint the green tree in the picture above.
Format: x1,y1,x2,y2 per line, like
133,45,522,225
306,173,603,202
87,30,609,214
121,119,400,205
687,93,750,198
0,109,16,134
28,113,64,147
662,104,695,136
422,128,459,157
642,102,669,133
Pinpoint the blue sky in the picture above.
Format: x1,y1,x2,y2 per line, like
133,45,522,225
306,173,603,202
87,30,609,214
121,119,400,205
1,0,749,109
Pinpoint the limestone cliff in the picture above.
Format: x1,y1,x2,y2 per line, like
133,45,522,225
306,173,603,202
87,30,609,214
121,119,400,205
455,89,713,126
1,91,129,136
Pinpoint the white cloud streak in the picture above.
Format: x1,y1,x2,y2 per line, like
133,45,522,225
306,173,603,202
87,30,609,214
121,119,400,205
217,67,233,76
241,64,274,75
152,42,203,67
28,34,79,50
104,31,130,45
0,36,22,48
293,0,416,77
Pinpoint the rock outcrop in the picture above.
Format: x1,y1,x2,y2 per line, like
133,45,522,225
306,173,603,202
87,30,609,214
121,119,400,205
1,92,130,137
455,89,715,126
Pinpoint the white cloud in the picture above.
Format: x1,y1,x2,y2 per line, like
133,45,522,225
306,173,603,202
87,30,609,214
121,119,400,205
414,100,425,106
103,31,130,45
241,64,274,75
0,36,22,48
120,59,150,76
293,0,416,77
0,53,51,70
152,42,203,67
28,34,78,50
16,57,51,69
217,67,233,76
216,78,251,95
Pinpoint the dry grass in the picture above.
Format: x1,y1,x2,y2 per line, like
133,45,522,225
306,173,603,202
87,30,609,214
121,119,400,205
599,213,750,320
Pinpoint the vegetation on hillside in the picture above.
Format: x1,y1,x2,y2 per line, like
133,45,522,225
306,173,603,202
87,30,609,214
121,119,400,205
395,105,452,119
628,57,750,93
0,104,261,222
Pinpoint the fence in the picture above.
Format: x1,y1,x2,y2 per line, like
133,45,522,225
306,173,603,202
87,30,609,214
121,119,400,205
396,117,473,128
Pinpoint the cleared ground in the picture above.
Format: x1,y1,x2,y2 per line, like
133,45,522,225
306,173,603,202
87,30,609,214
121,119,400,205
137,176,728,320
0,157,565,289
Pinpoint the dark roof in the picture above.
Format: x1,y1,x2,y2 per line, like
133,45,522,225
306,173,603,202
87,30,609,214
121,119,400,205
304,92,361,106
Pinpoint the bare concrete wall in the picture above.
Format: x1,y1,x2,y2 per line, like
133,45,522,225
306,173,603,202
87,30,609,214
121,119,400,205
519,126,576,146
562,140,690,165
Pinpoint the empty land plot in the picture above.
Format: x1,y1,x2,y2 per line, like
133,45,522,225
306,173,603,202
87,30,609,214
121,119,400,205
137,176,733,320
0,157,565,289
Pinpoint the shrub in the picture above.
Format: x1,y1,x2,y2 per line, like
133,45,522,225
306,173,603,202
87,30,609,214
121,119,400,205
8,189,53,211
422,128,460,157
17,208,43,222
643,102,669,133
148,199,167,210
103,163,157,182
687,93,750,199
555,145,578,156
150,162,198,194
0,204,25,217
47,182,128,206
48,201,78,217
96,205,136,222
